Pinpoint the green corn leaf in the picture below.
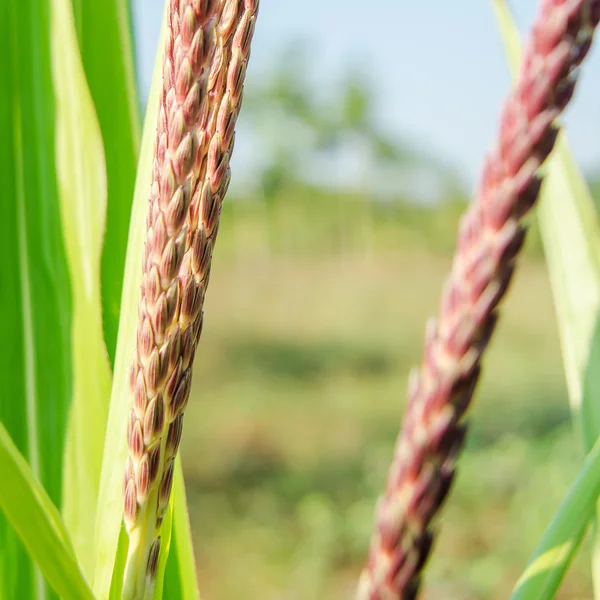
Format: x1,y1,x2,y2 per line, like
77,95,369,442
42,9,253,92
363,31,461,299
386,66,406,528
493,0,600,596
108,528,130,600
1,0,74,596
510,437,600,599
539,146,600,450
50,0,113,581
92,8,166,596
492,0,600,451
70,0,141,365
153,492,175,600
163,460,200,600
0,423,95,600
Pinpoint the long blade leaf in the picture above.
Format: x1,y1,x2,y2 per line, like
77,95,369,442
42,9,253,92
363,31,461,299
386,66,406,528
70,0,141,365
0,423,95,600
493,1,600,596
163,459,200,600
510,437,600,599
152,493,175,600
1,0,74,595
92,10,166,596
50,0,113,581
492,0,600,450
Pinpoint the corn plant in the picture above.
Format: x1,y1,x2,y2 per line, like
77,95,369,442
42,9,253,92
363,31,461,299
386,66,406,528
3,0,600,599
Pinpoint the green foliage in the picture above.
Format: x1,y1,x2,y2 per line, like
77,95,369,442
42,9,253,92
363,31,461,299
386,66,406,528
492,0,600,450
0,1,198,598
91,15,163,595
242,40,456,199
162,463,200,600
70,0,141,364
0,0,73,595
0,424,94,600
509,438,600,599
493,0,600,597
51,0,113,579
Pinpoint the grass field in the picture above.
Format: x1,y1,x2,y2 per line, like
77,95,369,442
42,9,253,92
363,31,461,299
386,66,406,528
179,196,589,599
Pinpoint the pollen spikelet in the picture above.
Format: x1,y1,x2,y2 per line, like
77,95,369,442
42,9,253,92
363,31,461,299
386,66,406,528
357,1,600,598
121,1,259,597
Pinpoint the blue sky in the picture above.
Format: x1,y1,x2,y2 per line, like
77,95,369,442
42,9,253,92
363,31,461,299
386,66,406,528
131,1,600,189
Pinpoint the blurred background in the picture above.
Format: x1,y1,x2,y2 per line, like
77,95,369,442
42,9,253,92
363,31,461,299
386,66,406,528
130,2,600,598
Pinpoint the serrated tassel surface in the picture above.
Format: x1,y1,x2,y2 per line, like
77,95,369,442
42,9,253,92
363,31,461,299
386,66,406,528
358,2,600,598
121,1,259,598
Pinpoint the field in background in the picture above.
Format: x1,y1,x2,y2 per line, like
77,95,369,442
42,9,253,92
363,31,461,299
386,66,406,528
179,190,589,599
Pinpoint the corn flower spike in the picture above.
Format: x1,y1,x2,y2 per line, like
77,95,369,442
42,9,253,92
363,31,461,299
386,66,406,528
357,1,600,598
121,1,258,598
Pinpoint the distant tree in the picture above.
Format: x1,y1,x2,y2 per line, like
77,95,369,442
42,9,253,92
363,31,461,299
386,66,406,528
241,39,465,204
